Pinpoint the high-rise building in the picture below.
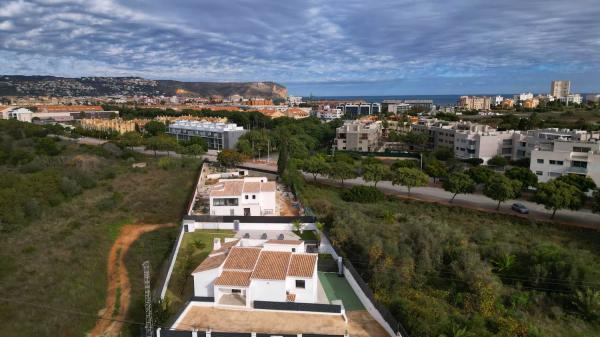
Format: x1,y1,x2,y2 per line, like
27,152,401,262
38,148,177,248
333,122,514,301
550,80,571,98
458,96,491,110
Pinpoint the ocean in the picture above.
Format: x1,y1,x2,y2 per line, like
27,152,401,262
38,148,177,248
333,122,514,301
307,94,515,106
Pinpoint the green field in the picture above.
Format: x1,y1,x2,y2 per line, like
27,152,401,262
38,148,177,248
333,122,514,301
301,183,600,337
0,120,199,337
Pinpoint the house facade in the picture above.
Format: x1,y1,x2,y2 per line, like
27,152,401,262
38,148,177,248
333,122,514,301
209,176,277,216
530,140,600,184
192,238,318,307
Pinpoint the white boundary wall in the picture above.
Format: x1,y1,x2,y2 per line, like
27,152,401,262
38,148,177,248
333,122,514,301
160,226,186,299
183,219,316,232
342,267,398,337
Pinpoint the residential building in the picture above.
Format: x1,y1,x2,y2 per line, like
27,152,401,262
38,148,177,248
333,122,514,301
191,238,318,307
514,92,534,103
1,107,34,122
167,120,247,150
585,94,600,103
492,96,504,106
500,99,515,109
0,106,117,123
209,176,277,216
559,94,583,105
522,98,540,109
334,120,382,152
387,102,412,114
550,80,571,98
315,106,344,122
287,96,303,106
530,140,600,184
79,118,135,134
337,103,381,117
403,100,434,111
458,96,491,110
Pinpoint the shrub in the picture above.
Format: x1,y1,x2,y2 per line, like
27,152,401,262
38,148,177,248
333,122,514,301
341,186,384,203
158,157,180,170
59,177,82,197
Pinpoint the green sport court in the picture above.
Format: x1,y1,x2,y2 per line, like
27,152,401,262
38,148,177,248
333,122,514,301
318,272,365,311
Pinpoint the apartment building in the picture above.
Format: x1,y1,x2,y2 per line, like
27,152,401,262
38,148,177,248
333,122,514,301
315,106,344,122
337,103,381,117
334,120,382,152
559,94,583,105
522,98,540,109
458,96,491,110
585,94,600,103
167,120,247,150
530,140,600,184
550,80,571,98
514,92,534,103
209,177,277,216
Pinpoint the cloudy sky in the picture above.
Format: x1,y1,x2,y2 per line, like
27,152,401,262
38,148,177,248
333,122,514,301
0,0,599,95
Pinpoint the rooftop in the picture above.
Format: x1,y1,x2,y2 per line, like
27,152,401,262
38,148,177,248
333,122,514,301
214,271,252,287
222,247,262,271
251,251,292,280
210,179,276,198
169,120,244,132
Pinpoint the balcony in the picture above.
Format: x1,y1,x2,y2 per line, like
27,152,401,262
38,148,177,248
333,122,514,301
567,166,587,174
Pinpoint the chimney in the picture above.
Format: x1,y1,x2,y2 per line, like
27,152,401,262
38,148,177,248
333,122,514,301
213,238,222,251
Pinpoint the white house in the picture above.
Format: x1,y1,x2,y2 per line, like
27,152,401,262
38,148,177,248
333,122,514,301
530,140,600,184
192,238,317,307
209,177,277,216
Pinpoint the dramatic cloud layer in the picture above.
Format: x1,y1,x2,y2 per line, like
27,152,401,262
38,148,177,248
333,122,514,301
0,0,599,94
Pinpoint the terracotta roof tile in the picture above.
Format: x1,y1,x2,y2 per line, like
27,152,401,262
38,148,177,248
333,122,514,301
223,247,261,271
287,254,317,278
210,181,244,197
214,271,252,287
260,181,276,192
243,182,261,193
251,251,291,280
192,254,226,273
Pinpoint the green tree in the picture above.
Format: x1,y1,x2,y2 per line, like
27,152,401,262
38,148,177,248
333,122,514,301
483,174,521,210
34,138,61,156
573,288,600,321
424,159,447,183
302,154,329,182
556,174,597,192
391,167,429,194
467,166,494,184
505,167,538,190
487,155,508,167
535,180,585,219
277,141,289,175
593,189,600,214
362,163,391,187
217,149,246,167
144,120,167,136
443,172,475,203
183,143,206,157
118,131,143,150
328,161,357,186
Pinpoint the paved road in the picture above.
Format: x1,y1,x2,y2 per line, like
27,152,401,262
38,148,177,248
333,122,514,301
306,174,600,229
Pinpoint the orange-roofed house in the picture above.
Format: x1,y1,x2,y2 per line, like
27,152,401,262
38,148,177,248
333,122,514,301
209,176,277,216
190,237,318,307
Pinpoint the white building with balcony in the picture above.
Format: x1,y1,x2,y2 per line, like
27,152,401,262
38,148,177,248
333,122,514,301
530,140,600,184
209,176,277,216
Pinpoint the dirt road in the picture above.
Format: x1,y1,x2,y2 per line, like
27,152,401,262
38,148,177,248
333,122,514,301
89,224,175,337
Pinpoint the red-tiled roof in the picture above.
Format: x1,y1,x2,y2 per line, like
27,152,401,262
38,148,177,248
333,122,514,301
251,251,292,280
287,254,317,278
214,271,252,287
223,247,261,271
192,254,227,273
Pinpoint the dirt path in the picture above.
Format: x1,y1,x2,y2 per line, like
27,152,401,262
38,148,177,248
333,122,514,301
89,224,175,337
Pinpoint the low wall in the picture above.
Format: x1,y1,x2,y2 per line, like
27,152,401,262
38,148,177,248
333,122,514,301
160,226,186,299
254,300,342,314
183,215,316,232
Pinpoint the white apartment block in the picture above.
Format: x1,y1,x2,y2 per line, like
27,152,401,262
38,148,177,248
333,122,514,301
413,118,599,164
334,120,382,152
530,141,600,185
209,177,277,216
492,96,504,106
315,106,344,122
514,92,534,103
559,94,583,105
192,238,318,307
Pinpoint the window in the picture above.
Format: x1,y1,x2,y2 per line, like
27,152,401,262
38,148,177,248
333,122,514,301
549,160,564,165
295,280,305,289
231,289,241,294
213,198,239,206
252,195,256,200
573,147,591,153
245,195,248,199
537,159,544,164
572,161,588,168
292,248,296,252
502,139,513,145
536,171,543,176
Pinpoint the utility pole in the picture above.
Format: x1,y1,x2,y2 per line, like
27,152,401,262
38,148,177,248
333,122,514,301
143,261,153,337
267,139,270,163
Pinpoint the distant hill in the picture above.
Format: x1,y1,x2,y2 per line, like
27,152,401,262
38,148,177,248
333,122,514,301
0,75,288,99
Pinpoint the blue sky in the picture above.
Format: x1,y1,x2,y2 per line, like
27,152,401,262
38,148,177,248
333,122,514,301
0,0,599,96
